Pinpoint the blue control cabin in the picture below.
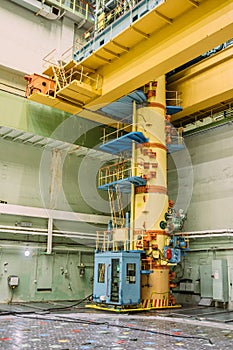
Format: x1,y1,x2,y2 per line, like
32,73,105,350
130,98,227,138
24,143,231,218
93,251,141,306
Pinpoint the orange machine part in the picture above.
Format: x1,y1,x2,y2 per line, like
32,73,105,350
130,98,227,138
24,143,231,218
25,73,55,97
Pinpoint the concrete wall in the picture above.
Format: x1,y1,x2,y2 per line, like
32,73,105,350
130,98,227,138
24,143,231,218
0,137,106,303
168,122,233,231
0,137,101,213
168,122,233,307
0,1,101,303
0,86,113,302
0,243,94,303
0,0,74,73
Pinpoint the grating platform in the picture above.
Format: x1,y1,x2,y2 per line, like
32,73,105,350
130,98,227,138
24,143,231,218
166,106,183,115
98,176,146,193
99,132,148,154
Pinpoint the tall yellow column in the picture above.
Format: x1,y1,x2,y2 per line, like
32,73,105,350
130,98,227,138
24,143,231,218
133,77,171,308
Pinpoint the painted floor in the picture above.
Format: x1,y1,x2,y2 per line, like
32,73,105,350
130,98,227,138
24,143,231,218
0,309,233,349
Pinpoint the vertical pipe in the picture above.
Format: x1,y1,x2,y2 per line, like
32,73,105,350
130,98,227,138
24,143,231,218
130,101,137,250
126,211,130,250
47,217,53,254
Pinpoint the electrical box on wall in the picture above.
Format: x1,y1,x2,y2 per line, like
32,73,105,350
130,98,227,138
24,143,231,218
212,259,228,302
8,275,19,288
200,265,213,298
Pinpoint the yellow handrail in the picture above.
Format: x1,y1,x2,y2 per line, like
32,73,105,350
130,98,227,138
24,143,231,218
98,160,143,187
100,122,147,145
166,90,182,106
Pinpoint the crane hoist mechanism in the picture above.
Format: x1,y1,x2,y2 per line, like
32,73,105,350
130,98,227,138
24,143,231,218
86,79,189,313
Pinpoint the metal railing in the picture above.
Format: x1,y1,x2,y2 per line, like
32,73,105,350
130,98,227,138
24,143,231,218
101,124,131,144
75,0,141,49
64,65,101,90
41,53,102,93
98,160,143,187
61,0,164,62
101,119,147,145
47,0,94,19
61,46,75,65
166,90,182,107
96,229,128,251
166,135,184,145
43,49,59,68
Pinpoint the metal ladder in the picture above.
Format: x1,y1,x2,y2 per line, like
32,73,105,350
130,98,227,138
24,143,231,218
52,65,67,91
108,184,125,228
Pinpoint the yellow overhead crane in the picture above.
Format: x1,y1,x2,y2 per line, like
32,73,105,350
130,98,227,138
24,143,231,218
25,0,233,121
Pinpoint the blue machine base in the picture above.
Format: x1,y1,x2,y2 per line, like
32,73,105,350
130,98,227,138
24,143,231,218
93,251,141,306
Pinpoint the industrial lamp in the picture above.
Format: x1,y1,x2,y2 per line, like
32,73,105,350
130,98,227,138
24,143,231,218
79,263,85,277
24,248,30,257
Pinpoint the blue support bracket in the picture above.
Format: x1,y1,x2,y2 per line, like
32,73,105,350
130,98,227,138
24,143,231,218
166,106,183,115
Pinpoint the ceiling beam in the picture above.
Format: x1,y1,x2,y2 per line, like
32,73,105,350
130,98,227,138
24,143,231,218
187,0,199,8
154,10,173,24
167,45,233,122
86,0,233,109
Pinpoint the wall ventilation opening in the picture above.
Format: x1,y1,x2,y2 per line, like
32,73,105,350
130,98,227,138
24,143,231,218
37,288,52,292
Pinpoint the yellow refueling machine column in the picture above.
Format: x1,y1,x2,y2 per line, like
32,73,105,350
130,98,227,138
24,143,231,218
91,78,188,312
133,77,175,308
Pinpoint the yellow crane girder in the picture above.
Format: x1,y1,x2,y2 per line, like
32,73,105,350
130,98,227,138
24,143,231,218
167,45,233,122
85,0,233,109
26,0,233,124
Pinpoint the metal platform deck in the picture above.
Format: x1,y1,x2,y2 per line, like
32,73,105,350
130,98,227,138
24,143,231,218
99,131,148,154
166,106,183,115
98,176,146,193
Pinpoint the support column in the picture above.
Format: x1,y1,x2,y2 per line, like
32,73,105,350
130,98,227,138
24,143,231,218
133,77,171,308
